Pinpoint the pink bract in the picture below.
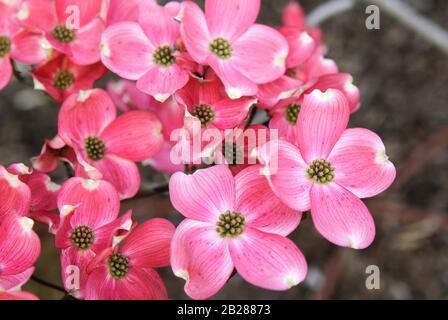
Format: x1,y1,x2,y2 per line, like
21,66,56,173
169,165,305,299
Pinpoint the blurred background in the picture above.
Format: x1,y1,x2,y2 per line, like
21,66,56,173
1,0,447,299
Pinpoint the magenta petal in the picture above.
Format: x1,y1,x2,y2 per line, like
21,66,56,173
310,183,375,249
205,0,260,41
60,246,95,296
56,0,102,28
169,165,236,223
328,128,396,198
232,24,288,84
282,2,306,29
101,22,153,80
57,177,120,228
235,166,302,236
180,1,211,64
0,216,40,276
229,227,307,290
171,219,233,300
85,265,167,300
58,89,116,146
0,267,34,290
121,218,175,268
11,30,47,65
258,140,313,212
297,88,350,163
136,64,189,102
94,154,141,199
101,111,163,161
0,165,31,221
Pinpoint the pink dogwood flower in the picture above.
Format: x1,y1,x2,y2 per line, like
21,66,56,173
101,1,189,102
0,2,50,89
0,215,41,299
15,0,105,65
0,165,31,223
258,89,396,249
169,165,306,299
32,53,105,103
84,218,175,300
58,89,164,198
56,177,133,297
180,0,289,99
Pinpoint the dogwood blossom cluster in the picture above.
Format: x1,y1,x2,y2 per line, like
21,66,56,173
0,0,396,300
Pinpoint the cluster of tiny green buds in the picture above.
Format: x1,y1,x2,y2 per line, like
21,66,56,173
0,35,11,58
285,103,301,125
192,104,215,127
153,45,176,67
53,70,75,89
307,159,335,184
84,136,106,161
209,37,233,59
108,254,130,279
71,225,94,250
216,211,245,238
52,25,75,43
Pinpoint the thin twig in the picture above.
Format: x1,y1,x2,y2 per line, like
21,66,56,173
31,275,66,293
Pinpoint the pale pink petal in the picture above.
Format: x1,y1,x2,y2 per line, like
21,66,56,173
94,154,141,199
282,2,306,29
144,141,183,174
171,219,233,300
10,31,47,65
235,166,302,236
310,183,375,249
0,165,31,220
136,64,189,102
58,89,116,145
169,165,235,223
84,264,167,300
280,29,315,68
179,1,211,64
297,89,350,163
106,0,142,25
209,59,258,99
0,57,12,90
0,267,34,290
139,0,179,46
205,0,260,40
101,22,153,80
212,98,255,129
305,73,361,112
57,177,120,228
56,0,102,28
121,218,175,268
15,0,58,32
232,24,288,84
0,216,40,276
328,128,396,198
100,111,163,161
70,17,104,65
229,227,307,290
258,140,313,212
257,75,300,108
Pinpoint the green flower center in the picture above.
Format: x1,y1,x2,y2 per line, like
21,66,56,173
209,37,233,59
153,45,175,67
53,70,75,89
52,25,75,43
222,142,244,165
192,104,215,127
108,253,129,279
71,225,94,250
307,159,335,184
85,136,106,161
285,103,301,125
216,211,245,238
0,35,11,58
